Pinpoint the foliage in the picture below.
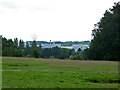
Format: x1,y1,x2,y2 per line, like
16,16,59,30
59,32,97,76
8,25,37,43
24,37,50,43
32,40,37,48
41,48,52,58
86,2,120,61
51,46,61,58
19,39,24,49
24,42,31,56
40,47,72,59
2,37,24,57
69,55,83,60
56,48,70,59
69,50,87,60
1,36,87,59
32,48,40,58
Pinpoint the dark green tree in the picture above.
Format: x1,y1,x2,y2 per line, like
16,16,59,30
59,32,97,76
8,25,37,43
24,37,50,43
51,46,61,58
19,39,24,49
38,44,42,57
56,48,70,59
32,48,40,58
32,40,37,48
31,40,40,58
14,38,18,48
41,48,52,58
2,37,24,57
24,42,31,56
86,2,120,61
69,49,75,55
77,48,81,52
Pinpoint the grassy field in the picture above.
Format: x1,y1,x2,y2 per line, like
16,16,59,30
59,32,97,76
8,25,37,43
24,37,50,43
2,57,119,88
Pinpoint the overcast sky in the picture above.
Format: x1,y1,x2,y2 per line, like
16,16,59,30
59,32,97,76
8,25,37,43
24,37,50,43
0,0,119,42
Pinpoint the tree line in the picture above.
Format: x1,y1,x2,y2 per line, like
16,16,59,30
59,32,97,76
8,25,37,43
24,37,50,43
2,37,86,60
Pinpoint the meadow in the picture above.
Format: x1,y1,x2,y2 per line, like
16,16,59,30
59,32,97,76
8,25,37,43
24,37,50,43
2,57,119,88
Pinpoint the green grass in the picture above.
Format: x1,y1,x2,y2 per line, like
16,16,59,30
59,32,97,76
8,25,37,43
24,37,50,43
2,57,119,88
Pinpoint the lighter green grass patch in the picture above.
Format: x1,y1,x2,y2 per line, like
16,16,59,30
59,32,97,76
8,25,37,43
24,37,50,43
2,57,119,88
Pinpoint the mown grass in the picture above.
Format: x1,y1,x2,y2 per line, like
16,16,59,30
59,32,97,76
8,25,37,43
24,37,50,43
2,57,119,88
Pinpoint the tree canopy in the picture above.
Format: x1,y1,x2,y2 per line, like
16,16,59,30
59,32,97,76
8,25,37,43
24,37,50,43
86,2,120,61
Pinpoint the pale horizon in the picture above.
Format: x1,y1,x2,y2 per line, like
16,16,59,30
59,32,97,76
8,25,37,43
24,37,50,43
0,0,119,42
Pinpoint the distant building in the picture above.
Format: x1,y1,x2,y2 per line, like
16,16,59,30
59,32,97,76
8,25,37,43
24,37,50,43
25,41,89,51
61,44,89,52
61,46,73,49
73,44,89,51
41,44,61,48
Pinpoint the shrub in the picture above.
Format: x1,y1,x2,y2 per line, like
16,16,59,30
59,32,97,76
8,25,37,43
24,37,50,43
69,55,84,60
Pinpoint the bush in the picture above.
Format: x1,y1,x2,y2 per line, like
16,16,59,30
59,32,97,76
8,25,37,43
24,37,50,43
50,56,55,59
69,55,84,60
32,48,40,58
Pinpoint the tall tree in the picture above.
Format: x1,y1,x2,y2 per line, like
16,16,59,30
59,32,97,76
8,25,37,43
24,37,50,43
19,39,24,49
32,40,37,48
31,40,40,58
14,38,18,48
38,44,42,57
86,2,120,61
51,46,60,58
24,42,31,56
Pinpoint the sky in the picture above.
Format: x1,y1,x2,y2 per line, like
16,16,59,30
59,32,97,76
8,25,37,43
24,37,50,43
0,0,119,42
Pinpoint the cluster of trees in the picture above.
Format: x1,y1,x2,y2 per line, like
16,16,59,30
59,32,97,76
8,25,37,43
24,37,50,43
2,37,86,60
41,47,73,59
2,37,42,58
86,2,120,61
2,37,24,57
